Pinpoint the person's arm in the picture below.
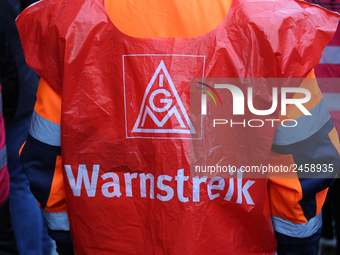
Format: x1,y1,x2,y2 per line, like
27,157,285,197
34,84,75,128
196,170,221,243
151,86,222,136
268,71,340,255
19,77,73,255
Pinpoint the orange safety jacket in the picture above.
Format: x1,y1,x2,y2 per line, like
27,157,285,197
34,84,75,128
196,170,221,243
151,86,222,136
17,0,340,254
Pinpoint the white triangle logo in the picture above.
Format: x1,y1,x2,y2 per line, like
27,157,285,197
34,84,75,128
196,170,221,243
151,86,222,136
132,61,195,134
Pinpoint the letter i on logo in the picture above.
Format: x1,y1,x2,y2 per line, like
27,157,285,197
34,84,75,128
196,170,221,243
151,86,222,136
133,61,196,134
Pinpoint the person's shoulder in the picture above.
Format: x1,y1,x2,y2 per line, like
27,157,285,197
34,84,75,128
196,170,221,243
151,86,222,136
17,0,89,43
18,0,63,17
227,0,305,31
17,0,84,28
237,0,338,20
231,0,339,39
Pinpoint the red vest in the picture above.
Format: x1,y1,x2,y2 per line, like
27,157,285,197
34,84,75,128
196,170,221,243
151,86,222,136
17,0,339,253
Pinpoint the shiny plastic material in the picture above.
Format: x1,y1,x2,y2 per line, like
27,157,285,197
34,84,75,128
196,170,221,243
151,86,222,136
16,0,339,254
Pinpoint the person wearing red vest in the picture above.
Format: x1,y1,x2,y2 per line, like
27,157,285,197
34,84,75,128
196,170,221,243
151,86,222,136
16,0,340,254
